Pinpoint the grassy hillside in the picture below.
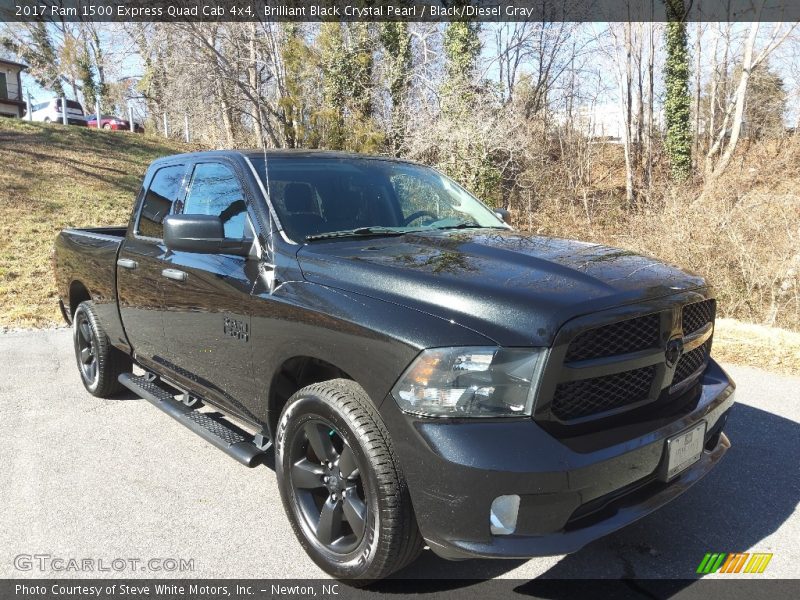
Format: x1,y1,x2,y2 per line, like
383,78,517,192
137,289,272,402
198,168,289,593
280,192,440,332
1,119,797,374
0,119,199,328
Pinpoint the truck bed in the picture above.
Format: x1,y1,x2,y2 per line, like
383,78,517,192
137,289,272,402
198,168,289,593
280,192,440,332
63,226,128,239
53,226,128,348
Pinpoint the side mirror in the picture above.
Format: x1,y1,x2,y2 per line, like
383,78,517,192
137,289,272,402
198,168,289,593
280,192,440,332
494,207,510,223
163,214,252,257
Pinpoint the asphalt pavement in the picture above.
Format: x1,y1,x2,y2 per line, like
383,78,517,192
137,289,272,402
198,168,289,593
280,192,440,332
1,328,798,581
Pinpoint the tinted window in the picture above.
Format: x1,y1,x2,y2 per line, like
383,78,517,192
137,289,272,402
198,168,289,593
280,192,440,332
250,157,505,242
137,165,185,238
390,173,465,223
183,163,247,239
55,99,83,113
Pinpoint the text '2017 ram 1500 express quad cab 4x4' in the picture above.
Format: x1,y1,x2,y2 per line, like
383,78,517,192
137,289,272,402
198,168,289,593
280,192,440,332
53,151,734,581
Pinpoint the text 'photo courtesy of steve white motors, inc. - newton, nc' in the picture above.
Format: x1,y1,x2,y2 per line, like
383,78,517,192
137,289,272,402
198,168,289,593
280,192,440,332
13,582,345,598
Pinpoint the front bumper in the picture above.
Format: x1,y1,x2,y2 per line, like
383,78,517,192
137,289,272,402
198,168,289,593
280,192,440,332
382,359,735,560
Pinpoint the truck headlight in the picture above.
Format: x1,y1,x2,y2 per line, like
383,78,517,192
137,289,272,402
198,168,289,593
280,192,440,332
391,347,548,418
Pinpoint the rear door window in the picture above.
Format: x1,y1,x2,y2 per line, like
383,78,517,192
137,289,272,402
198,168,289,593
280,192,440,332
136,165,185,239
182,162,249,239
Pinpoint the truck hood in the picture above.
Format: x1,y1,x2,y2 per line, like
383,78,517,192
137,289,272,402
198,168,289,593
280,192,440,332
296,229,706,346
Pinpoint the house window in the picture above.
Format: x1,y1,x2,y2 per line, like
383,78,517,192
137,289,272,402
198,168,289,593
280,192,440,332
0,73,8,100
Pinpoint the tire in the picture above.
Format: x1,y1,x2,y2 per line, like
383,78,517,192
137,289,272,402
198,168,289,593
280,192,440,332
276,379,423,582
43,117,50,123
103,123,111,130
72,301,132,398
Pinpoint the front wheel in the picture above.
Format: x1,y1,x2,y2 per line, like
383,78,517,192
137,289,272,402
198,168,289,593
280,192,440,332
72,301,131,397
276,379,423,582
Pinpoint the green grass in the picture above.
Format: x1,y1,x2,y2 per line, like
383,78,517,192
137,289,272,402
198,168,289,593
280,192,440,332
0,118,200,329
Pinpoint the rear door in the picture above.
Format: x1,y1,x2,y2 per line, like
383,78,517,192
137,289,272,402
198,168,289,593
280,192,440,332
159,159,258,420
117,163,187,366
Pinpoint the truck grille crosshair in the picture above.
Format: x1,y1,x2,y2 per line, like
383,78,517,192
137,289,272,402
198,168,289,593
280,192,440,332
546,299,716,423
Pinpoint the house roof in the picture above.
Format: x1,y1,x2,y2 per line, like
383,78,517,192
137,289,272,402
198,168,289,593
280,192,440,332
0,58,29,70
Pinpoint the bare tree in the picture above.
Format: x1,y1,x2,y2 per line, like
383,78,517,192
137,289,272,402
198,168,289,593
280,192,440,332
706,21,797,178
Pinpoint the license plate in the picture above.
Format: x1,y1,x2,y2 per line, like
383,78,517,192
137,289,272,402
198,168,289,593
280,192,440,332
663,421,706,480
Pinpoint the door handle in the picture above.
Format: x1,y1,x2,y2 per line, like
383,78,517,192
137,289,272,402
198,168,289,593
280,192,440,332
117,258,138,269
162,268,187,282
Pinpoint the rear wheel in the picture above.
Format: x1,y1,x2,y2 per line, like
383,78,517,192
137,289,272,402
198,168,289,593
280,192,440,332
276,379,423,582
72,301,131,397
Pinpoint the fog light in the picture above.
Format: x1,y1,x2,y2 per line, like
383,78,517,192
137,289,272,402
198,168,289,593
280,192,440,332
490,495,520,535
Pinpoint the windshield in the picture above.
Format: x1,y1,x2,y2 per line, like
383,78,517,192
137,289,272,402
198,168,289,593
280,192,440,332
250,156,508,242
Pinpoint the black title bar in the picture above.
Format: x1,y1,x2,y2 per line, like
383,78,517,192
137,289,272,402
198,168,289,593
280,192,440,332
2,0,800,22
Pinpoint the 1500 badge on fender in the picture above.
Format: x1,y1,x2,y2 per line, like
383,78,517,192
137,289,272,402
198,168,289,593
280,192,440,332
223,316,249,342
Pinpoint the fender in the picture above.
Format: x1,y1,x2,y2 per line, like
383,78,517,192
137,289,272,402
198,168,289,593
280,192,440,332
249,280,495,428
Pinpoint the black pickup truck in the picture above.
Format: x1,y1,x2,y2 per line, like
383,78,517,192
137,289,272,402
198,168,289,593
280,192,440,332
53,150,735,580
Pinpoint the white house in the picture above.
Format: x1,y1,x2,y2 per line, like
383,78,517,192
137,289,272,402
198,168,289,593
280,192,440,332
556,103,665,142
0,58,29,118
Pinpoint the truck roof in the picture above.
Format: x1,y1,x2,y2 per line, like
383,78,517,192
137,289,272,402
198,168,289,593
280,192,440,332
151,149,419,166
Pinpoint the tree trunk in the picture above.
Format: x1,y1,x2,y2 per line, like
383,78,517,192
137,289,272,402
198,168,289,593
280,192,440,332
622,22,635,205
711,22,759,178
693,22,702,167
248,24,266,149
646,22,655,191
706,23,720,172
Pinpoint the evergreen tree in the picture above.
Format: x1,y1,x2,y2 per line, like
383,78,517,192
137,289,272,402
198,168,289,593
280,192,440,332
664,0,692,180
318,23,349,149
379,22,412,155
438,13,502,206
317,23,380,151
279,24,313,148
441,16,481,113
77,42,98,111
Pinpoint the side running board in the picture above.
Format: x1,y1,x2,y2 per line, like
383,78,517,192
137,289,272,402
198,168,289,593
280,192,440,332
119,373,269,467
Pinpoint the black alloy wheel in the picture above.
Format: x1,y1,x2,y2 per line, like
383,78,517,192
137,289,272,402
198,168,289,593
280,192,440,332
276,379,423,581
72,301,130,397
75,310,99,385
289,419,368,554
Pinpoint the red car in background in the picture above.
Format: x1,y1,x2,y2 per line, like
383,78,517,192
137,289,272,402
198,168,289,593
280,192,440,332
86,115,145,133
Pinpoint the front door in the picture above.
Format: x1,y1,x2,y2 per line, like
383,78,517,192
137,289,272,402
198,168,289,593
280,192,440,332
159,160,258,421
117,163,186,366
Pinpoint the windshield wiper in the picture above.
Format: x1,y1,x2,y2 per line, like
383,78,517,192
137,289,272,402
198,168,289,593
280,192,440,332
432,221,498,231
305,227,414,241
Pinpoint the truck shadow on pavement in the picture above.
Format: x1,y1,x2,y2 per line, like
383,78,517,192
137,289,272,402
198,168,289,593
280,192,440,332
385,402,799,593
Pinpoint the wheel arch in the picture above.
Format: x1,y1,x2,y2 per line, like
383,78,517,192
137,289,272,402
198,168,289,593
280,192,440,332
68,280,92,319
267,355,356,436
